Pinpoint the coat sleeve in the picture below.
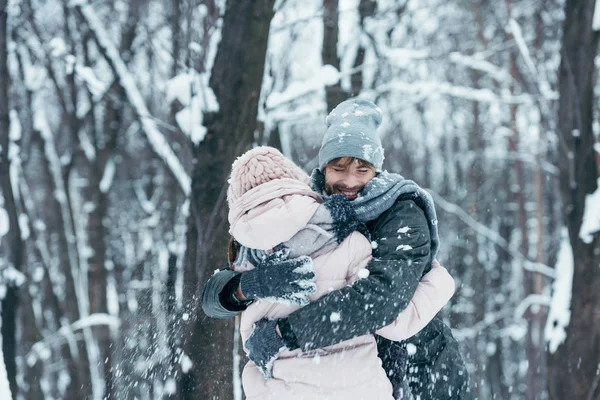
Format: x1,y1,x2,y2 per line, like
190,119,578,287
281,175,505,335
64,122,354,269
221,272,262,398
376,263,455,341
279,199,431,350
201,268,247,319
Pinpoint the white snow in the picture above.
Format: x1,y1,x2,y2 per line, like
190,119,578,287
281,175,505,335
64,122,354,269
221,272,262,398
166,73,195,106
180,353,193,373
19,214,30,240
75,65,105,96
9,110,21,141
233,318,242,400
544,228,574,353
319,64,341,86
365,80,531,105
266,64,341,109
0,206,8,245
329,312,341,322
594,0,600,30
357,268,370,279
381,46,430,69
99,158,116,193
579,178,600,244
397,226,410,234
49,37,68,57
508,19,538,77
167,72,219,145
66,313,120,332
72,0,192,197
1,267,26,288
448,52,511,83
396,244,413,251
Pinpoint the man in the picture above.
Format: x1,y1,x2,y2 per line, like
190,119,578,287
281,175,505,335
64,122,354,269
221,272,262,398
202,98,472,399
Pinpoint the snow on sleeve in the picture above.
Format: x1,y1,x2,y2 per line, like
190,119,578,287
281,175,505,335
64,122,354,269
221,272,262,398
578,178,600,244
544,228,573,353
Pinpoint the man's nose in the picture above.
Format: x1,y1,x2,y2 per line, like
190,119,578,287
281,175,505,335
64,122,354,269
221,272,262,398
341,174,361,189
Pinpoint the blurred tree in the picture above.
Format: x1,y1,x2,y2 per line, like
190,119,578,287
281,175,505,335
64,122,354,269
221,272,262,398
548,0,600,398
0,0,21,396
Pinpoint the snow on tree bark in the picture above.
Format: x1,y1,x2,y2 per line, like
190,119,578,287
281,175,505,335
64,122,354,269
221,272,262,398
180,1,276,399
548,0,600,398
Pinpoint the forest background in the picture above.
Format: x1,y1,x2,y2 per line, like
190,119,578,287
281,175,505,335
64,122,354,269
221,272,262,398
0,0,599,399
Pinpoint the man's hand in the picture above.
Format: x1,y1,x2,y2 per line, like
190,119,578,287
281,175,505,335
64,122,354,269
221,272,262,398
240,248,317,306
246,318,287,379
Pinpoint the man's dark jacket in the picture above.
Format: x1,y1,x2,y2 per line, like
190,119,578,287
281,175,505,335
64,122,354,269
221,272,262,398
202,195,473,400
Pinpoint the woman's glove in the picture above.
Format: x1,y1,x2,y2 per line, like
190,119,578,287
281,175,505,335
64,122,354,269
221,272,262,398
245,318,287,379
240,248,317,306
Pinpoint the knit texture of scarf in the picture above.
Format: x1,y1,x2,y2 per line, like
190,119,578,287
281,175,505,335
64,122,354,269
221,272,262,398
310,169,440,259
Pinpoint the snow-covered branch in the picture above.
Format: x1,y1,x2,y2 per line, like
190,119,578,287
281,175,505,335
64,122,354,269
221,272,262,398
71,0,191,197
367,80,531,104
448,52,512,83
26,314,121,358
428,189,556,279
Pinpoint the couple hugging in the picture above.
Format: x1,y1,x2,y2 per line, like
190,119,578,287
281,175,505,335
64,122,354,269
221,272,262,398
202,98,473,400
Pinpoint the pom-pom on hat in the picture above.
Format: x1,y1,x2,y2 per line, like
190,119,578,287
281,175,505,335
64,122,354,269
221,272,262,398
227,146,310,204
318,98,385,170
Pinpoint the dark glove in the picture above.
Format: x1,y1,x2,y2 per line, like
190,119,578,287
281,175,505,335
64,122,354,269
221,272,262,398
323,194,371,242
240,247,316,305
245,318,287,379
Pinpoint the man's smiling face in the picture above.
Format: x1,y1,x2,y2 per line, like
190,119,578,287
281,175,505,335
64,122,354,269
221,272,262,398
323,157,377,200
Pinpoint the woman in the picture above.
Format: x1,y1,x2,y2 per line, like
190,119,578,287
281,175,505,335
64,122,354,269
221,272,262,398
226,146,455,400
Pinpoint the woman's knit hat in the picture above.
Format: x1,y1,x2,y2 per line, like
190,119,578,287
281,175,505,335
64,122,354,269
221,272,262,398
227,146,310,203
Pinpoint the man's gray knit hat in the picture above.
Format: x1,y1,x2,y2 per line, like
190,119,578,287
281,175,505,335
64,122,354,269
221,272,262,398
318,98,385,170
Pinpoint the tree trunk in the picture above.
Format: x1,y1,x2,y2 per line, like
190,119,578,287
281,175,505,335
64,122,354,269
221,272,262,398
323,0,347,111
0,1,21,395
548,0,600,399
180,1,275,399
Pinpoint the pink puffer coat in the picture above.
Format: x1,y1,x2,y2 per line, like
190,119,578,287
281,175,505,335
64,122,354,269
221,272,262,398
229,178,455,400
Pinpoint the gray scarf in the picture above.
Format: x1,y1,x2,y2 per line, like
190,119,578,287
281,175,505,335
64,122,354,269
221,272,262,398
310,169,440,259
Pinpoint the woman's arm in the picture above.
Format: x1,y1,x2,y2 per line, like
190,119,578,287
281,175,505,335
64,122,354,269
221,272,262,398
376,260,455,341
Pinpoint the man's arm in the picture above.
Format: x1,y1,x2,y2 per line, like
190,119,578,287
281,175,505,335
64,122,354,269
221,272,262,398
278,199,431,351
376,260,455,341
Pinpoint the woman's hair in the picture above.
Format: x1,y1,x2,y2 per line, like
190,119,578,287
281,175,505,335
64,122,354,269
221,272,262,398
227,236,239,269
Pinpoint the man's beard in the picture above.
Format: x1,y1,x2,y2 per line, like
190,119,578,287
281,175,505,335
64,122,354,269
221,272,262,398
324,183,364,199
